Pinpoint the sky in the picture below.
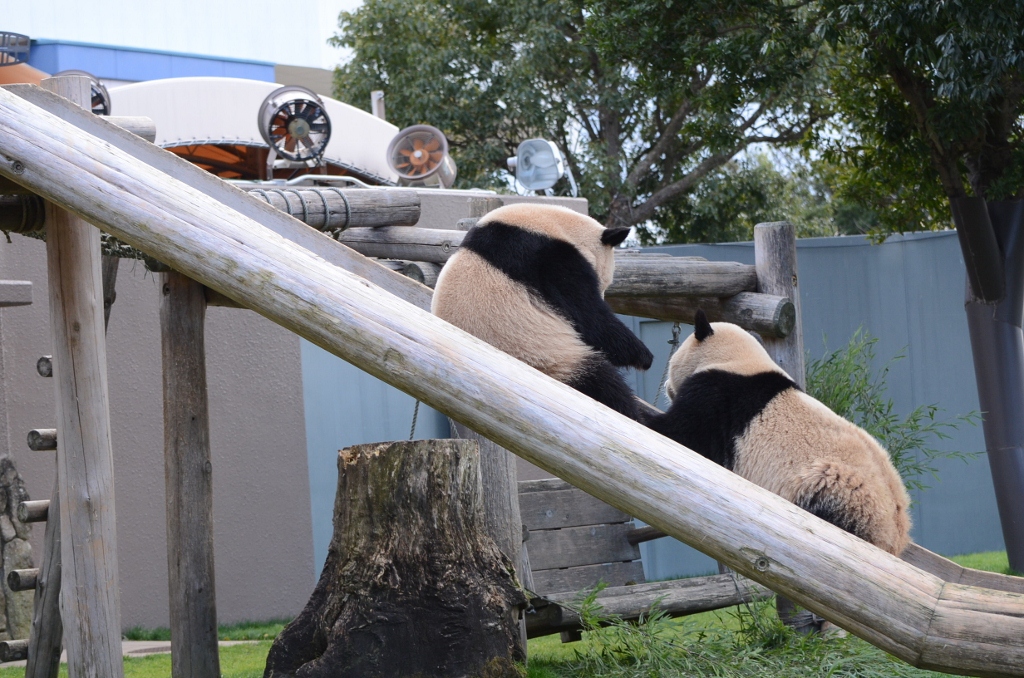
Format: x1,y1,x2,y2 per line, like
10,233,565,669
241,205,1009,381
4,0,364,70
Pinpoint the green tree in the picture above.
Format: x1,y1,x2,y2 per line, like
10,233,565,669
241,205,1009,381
331,0,825,231
639,153,876,244
819,0,1024,570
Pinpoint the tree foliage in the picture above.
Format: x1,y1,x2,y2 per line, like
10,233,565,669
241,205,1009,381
639,153,877,244
817,0,1024,235
806,330,977,494
331,0,825,234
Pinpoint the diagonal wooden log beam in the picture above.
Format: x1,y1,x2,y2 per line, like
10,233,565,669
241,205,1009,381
1,85,1023,678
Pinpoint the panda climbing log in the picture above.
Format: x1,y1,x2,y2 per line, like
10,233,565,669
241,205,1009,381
432,203,654,421
650,310,912,556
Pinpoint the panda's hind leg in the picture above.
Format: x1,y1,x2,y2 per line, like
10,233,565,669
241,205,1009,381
792,461,907,556
566,355,646,423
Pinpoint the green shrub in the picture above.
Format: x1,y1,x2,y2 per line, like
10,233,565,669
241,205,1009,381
805,329,978,493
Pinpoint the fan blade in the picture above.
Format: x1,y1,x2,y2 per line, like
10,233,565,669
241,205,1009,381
285,137,297,153
412,138,424,151
424,138,440,152
429,152,443,161
398,148,413,157
300,136,314,149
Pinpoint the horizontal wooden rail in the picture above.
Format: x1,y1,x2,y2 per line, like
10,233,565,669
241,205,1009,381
606,291,794,338
248,187,419,230
526,574,771,638
3,85,1024,677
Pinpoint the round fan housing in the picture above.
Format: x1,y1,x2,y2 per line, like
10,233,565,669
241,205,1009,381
386,125,457,188
257,86,332,164
53,69,111,115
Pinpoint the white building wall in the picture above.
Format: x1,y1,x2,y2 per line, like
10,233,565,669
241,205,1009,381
3,0,361,70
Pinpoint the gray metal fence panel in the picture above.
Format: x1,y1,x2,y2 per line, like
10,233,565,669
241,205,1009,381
300,341,451,573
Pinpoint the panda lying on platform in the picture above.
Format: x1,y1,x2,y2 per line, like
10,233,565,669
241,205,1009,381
432,203,654,421
649,310,911,555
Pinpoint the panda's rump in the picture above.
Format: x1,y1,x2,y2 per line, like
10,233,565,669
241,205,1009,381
734,391,911,555
432,250,593,382
791,460,911,555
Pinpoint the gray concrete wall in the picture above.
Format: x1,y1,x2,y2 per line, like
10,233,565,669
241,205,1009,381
0,236,314,629
634,231,999,580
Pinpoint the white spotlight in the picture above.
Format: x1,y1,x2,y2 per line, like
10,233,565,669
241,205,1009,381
507,139,577,195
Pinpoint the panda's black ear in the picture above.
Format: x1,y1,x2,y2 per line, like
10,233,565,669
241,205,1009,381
693,309,714,342
601,227,630,247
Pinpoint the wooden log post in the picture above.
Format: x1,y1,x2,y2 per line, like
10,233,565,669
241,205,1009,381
451,421,529,653
25,216,122,678
753,221,809,630
161,271,219,678
24,483,62,678
6,87,1024,676
265,440,525,677
40,73,124,678
753,222,805,386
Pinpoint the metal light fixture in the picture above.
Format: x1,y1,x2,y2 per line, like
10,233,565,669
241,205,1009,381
507,138,577,196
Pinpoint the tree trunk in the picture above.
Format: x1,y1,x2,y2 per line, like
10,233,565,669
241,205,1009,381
955,198,1024,572
264,439,525,678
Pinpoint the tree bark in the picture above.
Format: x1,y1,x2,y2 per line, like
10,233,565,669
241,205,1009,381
956,198,1024,572
264,440,525,678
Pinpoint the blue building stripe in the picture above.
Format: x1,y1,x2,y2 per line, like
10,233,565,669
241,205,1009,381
28,40,275,82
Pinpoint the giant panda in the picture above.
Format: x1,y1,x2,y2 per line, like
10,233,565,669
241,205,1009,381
432,203,654,421
649,310,911,555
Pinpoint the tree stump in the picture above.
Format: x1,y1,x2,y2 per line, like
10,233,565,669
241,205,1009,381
264,439,526,678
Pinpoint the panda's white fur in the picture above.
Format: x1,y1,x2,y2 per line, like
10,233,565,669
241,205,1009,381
654,314,911,555
432,203,653,420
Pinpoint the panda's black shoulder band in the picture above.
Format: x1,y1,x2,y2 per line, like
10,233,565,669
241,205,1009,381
462,221,653,371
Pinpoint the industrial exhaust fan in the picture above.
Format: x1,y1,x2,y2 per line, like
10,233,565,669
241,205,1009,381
258,85,332,178
386,125,457,188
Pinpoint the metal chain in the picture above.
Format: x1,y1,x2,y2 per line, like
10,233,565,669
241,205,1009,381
409,400,421,440
656,322,683,408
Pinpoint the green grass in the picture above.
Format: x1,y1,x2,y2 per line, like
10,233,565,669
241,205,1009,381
123,618,290,642
523,549,1021,678
0,642,273,678
4,552,1016,677
948,550,1023,576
